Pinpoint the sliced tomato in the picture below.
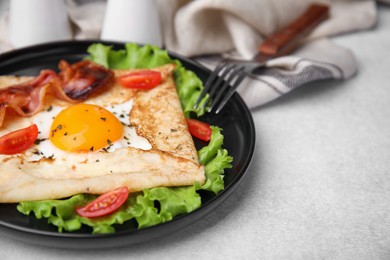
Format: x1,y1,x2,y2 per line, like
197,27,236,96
76,187,129,218
186,118,212,142
0,124,38,155
118,70,162,90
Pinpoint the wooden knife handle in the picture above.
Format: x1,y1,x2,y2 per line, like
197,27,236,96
259,3,330,57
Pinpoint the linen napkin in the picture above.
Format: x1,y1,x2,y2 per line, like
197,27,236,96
0,0,384,109
156,0,379,109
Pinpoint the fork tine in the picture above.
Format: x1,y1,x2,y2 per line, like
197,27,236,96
208,64,236,97
208,65,245,112
193,63,226,109
201,63,236,111
214,70,249,114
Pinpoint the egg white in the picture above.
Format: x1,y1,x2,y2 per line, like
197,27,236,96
22,99,152,162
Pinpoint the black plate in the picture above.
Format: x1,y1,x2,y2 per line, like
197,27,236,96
0,40,255,249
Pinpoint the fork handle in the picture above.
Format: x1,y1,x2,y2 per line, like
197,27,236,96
259,3,330,57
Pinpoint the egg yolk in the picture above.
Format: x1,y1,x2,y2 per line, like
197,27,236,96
50,104,123,152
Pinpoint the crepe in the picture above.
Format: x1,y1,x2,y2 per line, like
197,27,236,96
0,64,205,203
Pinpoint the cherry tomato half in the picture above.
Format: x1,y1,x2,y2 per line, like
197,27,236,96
118,70,162,90
186,118,212,142
0,124,38,155
76,187,129,218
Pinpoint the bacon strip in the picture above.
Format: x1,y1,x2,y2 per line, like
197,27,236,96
0,60,114,128
58,60,114,101
0,70,56,127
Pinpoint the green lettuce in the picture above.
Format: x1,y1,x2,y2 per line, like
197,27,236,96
17,43,232,234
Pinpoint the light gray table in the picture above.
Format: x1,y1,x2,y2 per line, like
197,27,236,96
1,4,390,260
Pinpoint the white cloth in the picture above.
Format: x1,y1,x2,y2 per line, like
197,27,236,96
0,0,385,109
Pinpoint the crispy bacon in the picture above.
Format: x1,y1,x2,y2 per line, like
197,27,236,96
0,60,114,128
0,70,56,127
58,60,114,101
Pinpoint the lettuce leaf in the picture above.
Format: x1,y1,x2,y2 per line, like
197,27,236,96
197,127,233,194
17,43,232,234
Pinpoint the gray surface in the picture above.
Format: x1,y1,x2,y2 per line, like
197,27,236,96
1,4,390,260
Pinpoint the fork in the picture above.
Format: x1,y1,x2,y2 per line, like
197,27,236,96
194,3,330,114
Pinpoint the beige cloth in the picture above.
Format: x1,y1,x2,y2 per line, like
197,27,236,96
0,0,385,109
157,0,377,59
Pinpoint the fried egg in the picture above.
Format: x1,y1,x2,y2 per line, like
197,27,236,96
23,99,151,162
